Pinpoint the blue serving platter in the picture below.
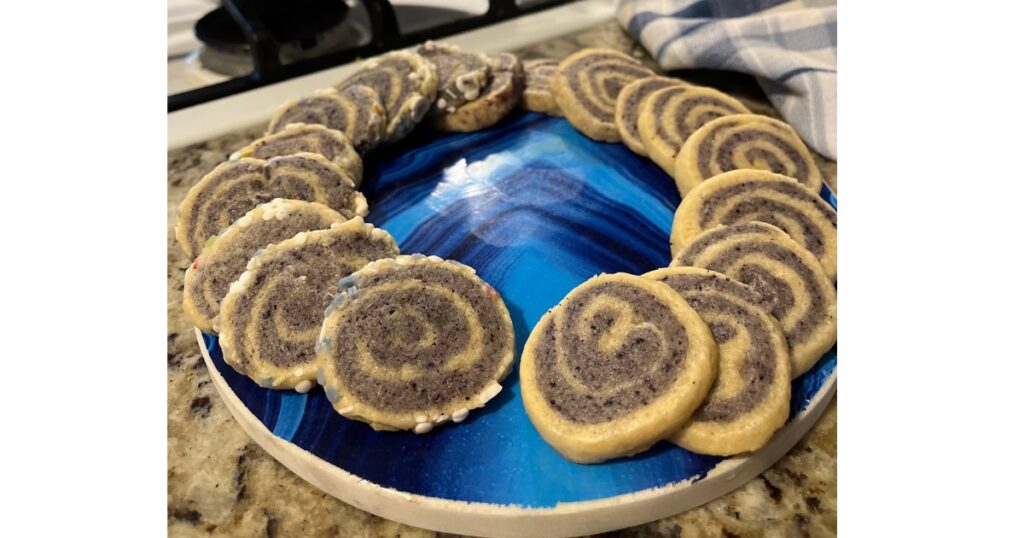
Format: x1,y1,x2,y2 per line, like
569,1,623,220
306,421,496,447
198,110,837,537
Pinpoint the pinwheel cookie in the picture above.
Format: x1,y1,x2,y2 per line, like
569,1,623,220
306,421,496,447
231,124,363,185
614,76,690,157
175,153,366,259
551,48,655,142
672,222,836,377
336,50,438,142
317,255,515,432
674,114,823,196
521,58,561,116
432,52,524,132
520,273,718,463
266,86,386,154
671,170,837,281
637,85,750,174
646,267,790,456
218,217,400,391
416,41,491,115
182,199,348,334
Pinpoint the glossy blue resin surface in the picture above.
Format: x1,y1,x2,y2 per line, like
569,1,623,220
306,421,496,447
206,111,838,508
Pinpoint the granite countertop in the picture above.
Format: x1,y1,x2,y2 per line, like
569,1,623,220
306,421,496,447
168,21,837,537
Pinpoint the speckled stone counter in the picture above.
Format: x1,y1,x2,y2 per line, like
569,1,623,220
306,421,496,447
168,21,837,537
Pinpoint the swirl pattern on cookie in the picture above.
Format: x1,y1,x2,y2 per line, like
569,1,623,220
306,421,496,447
671,170,838,281
266,86,386,155
183,199,348,334
317,255,515,432
674,114,823,196
176,154,367,260
416,41,490,115
520,273,718,463
615,76,690,156
232,124,363,185
551,48,656,142
637,85,750,174
336,50,438,142
521,59,561,116
432,53,524,132
218,217,400,390
671,222,836,377
645,267,790,456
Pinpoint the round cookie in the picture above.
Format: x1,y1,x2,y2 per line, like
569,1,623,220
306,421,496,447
486,52,519,72
521,58,561,116
637,85,750,174
336,50,438,142
674,114,823,196
671,222,836,377
415,41,491,115
615,76,690,156
182,199,348,334
432,53,524,133
232,123,363,185
671,170,837,281
645,267,791,456
218,217,400,391
550,48,656,142
317,255,515,432
266,86,386,154
520,273,718,464
176,153,367,260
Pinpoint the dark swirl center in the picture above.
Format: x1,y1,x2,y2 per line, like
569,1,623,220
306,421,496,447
534,282,690,424
329,264,511,413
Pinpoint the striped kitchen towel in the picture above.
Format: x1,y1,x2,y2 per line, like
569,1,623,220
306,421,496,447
616,0,837,160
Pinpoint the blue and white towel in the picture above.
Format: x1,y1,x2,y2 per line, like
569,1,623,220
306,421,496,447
616,0,837,160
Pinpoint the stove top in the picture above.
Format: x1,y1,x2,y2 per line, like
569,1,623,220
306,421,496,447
168,0,579,110
193,0,364,77
168,0,616,149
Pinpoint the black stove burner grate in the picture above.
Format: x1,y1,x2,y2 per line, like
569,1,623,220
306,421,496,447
169,0,578,112
196,0,350,49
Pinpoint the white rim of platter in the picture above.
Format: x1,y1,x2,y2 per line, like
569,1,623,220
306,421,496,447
196,328,836,537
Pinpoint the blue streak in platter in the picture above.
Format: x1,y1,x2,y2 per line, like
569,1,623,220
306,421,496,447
272,393,307,441
207,110,839,507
